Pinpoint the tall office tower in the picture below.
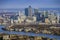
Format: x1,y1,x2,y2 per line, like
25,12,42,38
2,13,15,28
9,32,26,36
57,13,59,23
19,11,21,16
34,9,38,14
34,9,45,22
34,9,40,21
59,16,60,23
25,8,28,16
43,11,48,18
28,6,32,17
25,6,32,17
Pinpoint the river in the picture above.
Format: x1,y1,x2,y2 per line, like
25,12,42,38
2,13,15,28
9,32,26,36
0,25,60,40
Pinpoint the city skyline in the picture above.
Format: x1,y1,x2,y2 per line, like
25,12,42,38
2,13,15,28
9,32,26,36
0,0,60,9
0,0,60,40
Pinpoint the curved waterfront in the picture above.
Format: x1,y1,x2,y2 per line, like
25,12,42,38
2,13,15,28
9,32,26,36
0,25,60,40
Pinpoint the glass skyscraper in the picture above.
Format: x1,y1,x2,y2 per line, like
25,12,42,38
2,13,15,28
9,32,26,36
25,6,32,17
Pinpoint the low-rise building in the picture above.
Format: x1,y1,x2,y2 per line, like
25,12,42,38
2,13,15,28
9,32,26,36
3,35,10,40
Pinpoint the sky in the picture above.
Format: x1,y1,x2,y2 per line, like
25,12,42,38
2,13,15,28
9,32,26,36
0,0,60,9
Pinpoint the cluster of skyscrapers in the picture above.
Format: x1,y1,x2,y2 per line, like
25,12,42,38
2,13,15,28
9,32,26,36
0,6,60,25
24,6,60,24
